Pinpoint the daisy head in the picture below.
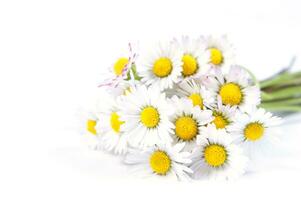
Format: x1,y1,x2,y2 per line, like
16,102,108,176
211,96,238,130
202,35,235,70
124,143,192,181
177,79,215,110
119,85,174,147
138,42,183,91
109,78,141,97
99,43,137,88
173,36,210,80
170,96,213,151
206,65,261,112
190,125,248,180
229,108,282,157
95,94,128,154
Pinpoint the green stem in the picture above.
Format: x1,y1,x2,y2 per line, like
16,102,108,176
260,104,301,112
262,97,301,105
260,71,301,89
261,85,301,100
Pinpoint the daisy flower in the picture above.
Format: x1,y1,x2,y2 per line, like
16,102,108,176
95,94,129,154
211,96,238,130
173,36,210,80
228,108,282,157
124,143,192,181
202,35,235,70
99,43,137,88
205,65,261,112
176,79,215,110
138,42,183,91
190,125,248,180
119,85,174,147
109,78,141,97
170,96,213,151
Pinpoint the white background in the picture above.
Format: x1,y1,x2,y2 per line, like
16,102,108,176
1,0,301,199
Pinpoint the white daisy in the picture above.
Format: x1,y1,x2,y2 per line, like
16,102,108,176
205,65,261,112
99,43,137,88
170,96,213,151
173,36,210,80
109,79,141,97
190,124,248,180
211,96,238,130
95,94,129,154
138,42,183,91
176,79,215,110
202,35,235,70
228,108,282,157
124,143,193,181
119,85,174,147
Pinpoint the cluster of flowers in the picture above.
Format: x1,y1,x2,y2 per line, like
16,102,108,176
83,36,281,180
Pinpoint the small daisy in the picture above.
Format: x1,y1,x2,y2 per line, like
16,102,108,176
202,35,235,70
119,85,174,147
173,36,210,80
99,43,137,88
95,94,129,154
228,108,281,157
176,79,215,110
170,96,213,151
211,96,238,130
138,42,183,91
206,65,261,112
190,125,248,180
109,78,141,97
124,143,193,181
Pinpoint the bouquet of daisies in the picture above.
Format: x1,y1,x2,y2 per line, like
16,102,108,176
82,36,301,180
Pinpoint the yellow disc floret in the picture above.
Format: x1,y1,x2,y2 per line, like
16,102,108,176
140,106,160,128
204,144,227,167
86,119,97,135
189,93,204,109
182,54,198,77
110,112,124,133
244,122,264,141
152,57,173,78
209,48,223,65
175,116,198,141
149,151,171,175
219,83,242,106
113,57,129,76
212,112,228,129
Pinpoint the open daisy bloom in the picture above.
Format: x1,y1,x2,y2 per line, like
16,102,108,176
170,96,213,151
119,85,174,147
124,143,192,181
229,108,282,157
190,125,248,180
202,35,235,70
80,35,301,181
95,94,129,154
139,42,183,91
173,36,210,80
206,65,261,112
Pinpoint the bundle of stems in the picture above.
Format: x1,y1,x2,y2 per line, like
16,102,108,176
259,58,301,113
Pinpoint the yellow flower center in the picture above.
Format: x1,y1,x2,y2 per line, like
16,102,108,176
209,48,223,65
182,54,198,77
86,119,97,135
113,57,129,76
149,151,171,175
175,116,198,141
140,106,160,128
189,93,204,109
110,112,124,133
244,122,265,141
152,57,173,78
212,112,228,129
204,144,227,167
219,83,242,106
